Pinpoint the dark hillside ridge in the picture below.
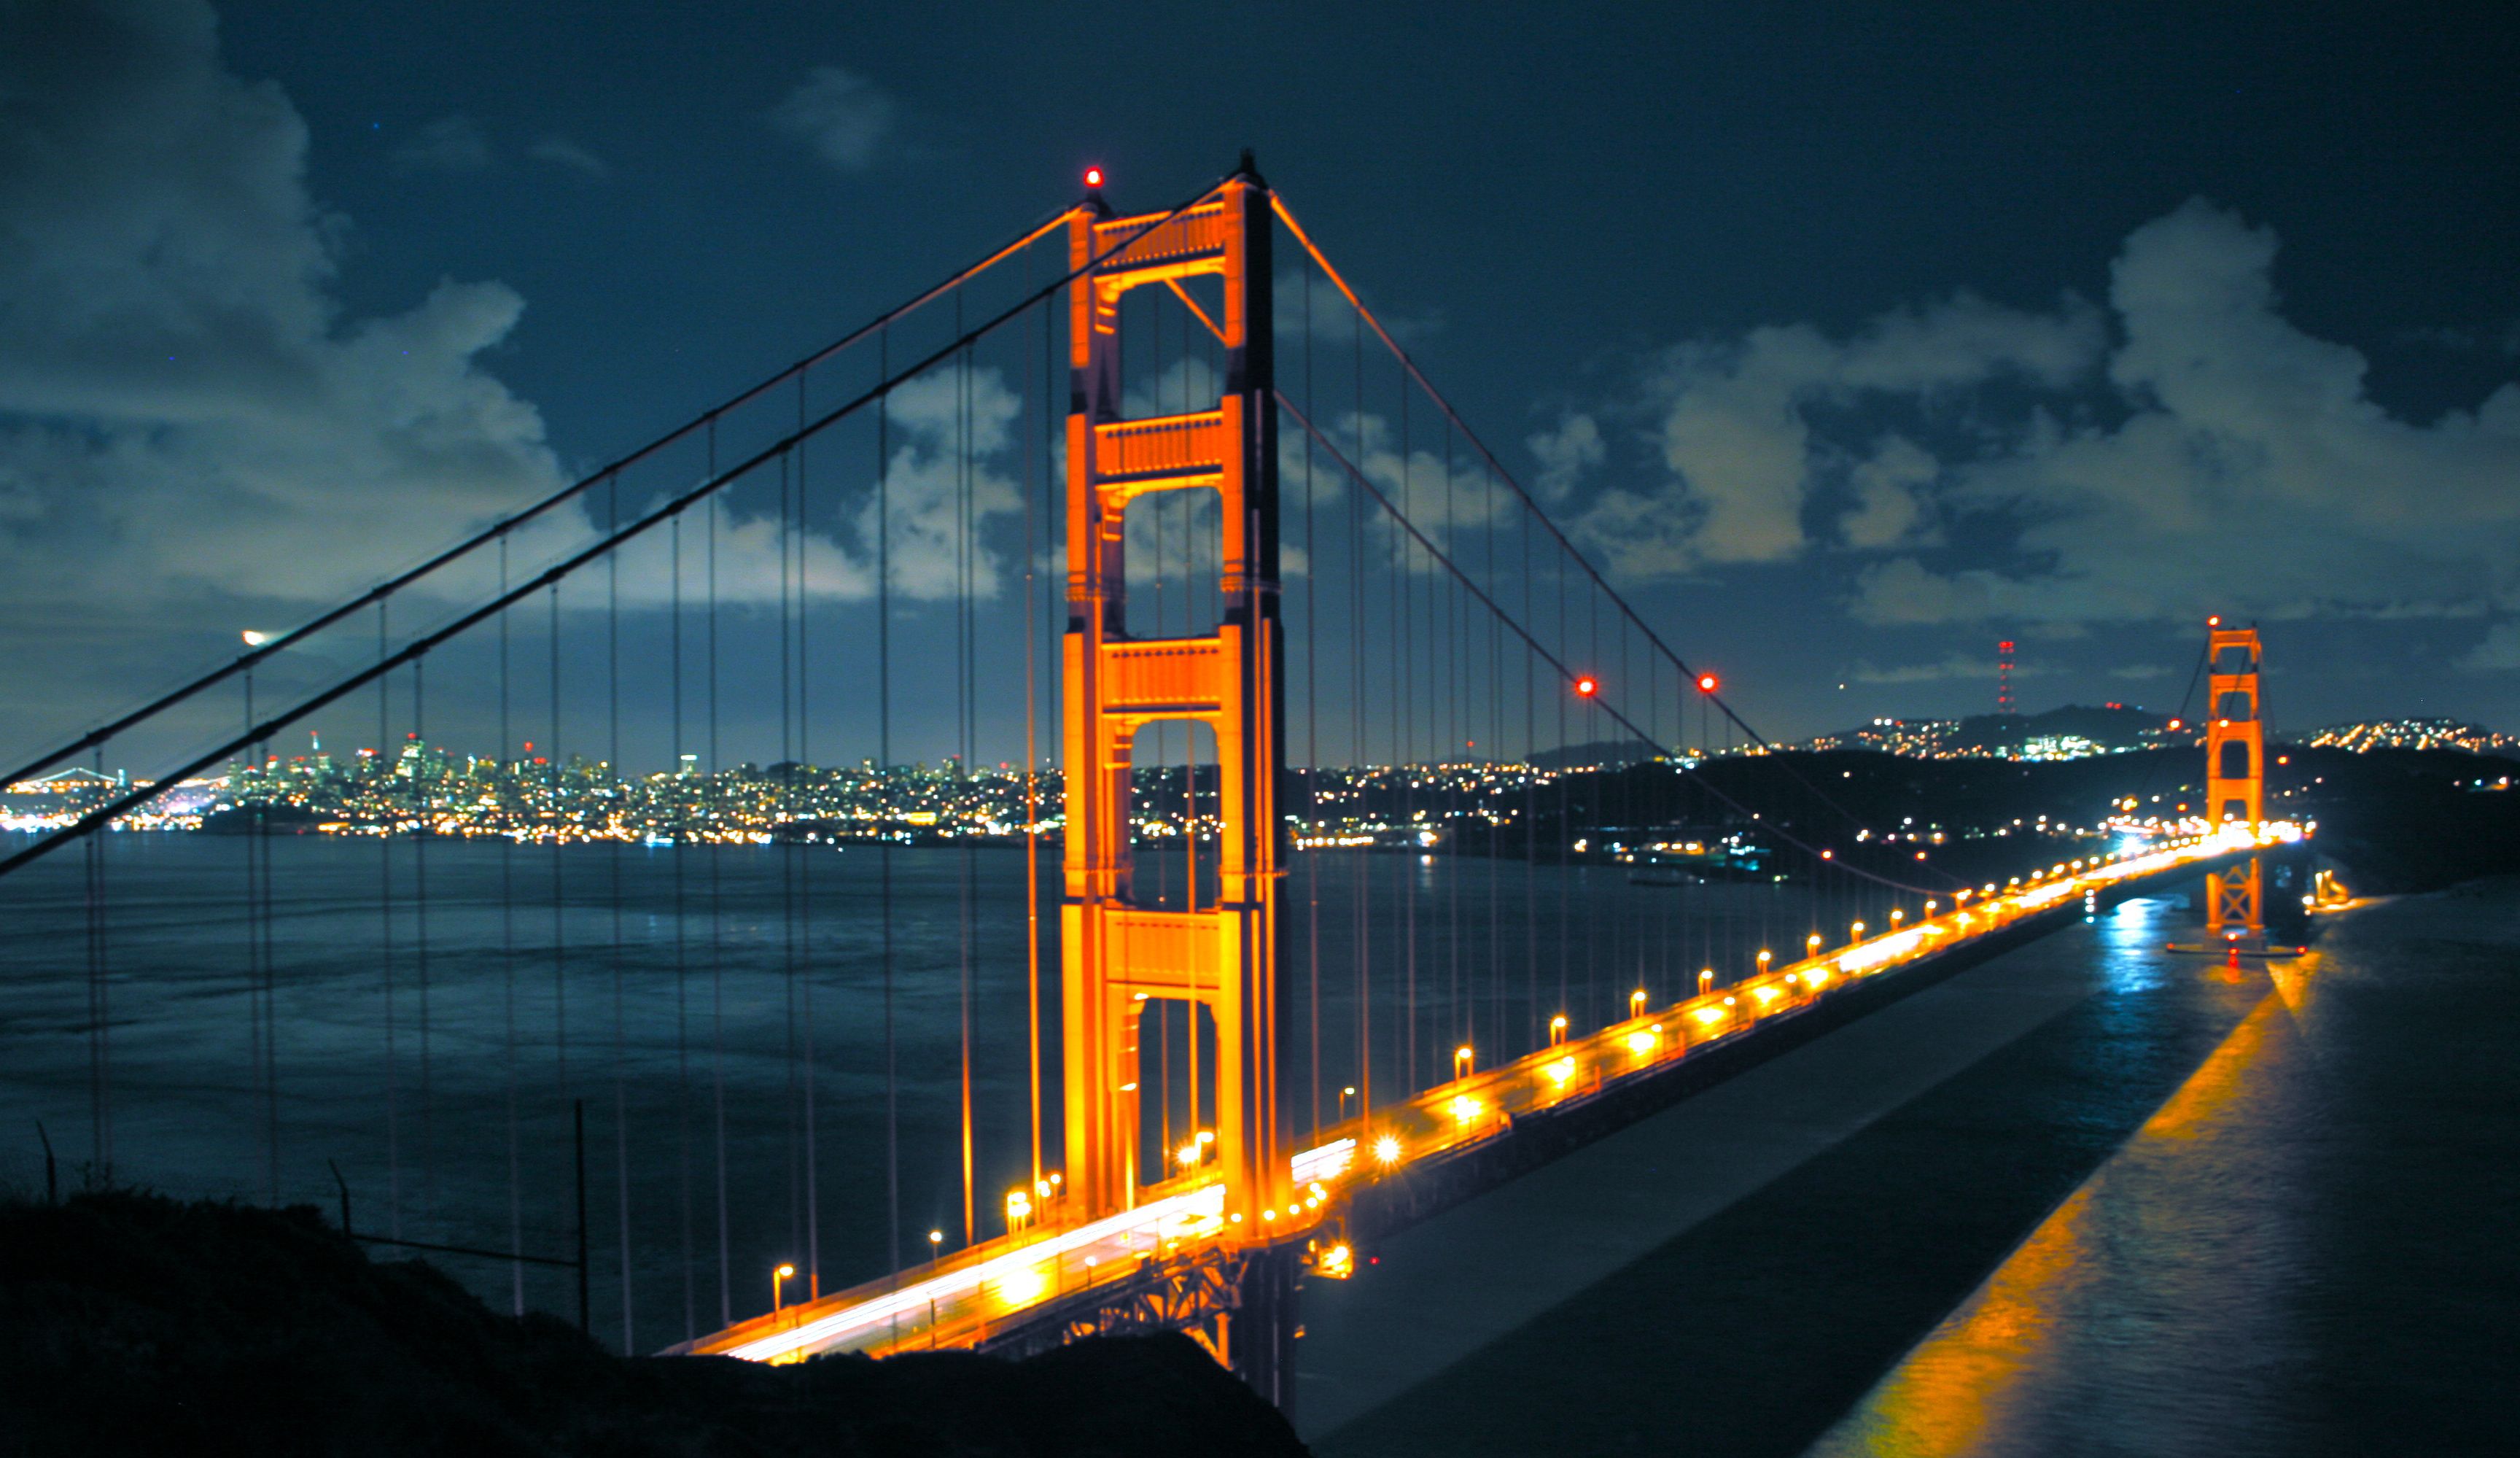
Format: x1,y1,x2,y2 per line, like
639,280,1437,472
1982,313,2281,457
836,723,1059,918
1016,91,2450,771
0,1191,1306,1457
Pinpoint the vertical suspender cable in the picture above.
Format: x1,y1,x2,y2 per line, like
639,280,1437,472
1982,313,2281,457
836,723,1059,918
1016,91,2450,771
879,327,901,1287
550,583,567,1237
777,449,797,1271
1485,463,1504,1055
672,508,693,1342
241,675,264,1202
501,538,524,1316
414,656,433,1230
610,473,633,1352
956,318,976,1251
1523,502,1537,1044
1396,379,1415,1091
1301,263,1321,1144
259,716,276,1200
242,674,262,1200
1022,249,1044,1192
380,602,401,1240
85,748,111,1177
709,478,730,1327
799,375,822,1298
1350,314,1370,1123
1451,426,1471,1049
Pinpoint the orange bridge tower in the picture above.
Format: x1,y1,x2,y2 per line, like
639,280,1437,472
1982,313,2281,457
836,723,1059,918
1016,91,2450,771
1059,168,1288,1242
2203,620,2265,940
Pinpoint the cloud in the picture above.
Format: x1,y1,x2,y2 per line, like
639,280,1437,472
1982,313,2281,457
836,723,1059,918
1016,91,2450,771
0,0,564,611
1272,268,1443,348
1528,414,1602,500
1848,654,2055,686
392,114,491,172
1574,292,2100,578
771,66,893,172
2463,621,2520,671
1856,201,2520,627
1563,198,2520,629
527,135,607,178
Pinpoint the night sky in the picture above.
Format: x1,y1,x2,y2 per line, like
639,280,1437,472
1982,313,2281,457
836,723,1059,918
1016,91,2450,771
6,1,2518,770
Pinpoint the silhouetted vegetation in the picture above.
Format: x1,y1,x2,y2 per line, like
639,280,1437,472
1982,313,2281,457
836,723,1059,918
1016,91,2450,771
0,1190,1306,1456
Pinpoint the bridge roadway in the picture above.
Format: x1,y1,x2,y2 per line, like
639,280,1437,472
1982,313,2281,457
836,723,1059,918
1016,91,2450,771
666,822,2304,1367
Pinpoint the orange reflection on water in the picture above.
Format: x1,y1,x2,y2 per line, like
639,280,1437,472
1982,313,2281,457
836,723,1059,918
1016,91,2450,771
1809,977,2304,1457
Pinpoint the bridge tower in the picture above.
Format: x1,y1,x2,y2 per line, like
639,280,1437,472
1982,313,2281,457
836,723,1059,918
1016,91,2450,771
2202,621,2264,939
1060,168,1288,1245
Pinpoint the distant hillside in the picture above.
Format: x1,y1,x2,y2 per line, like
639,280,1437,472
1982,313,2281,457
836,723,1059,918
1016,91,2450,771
1529,737,1660,769
1940,704,2179,753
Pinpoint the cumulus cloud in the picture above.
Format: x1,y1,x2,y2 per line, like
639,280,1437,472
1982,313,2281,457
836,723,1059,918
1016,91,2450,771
0,0,564,610
1574,292,2100,578
1528,414,1603,500
1858,201,2520,629
771,66,893,172
1563,198,2520,639
392,114,491,172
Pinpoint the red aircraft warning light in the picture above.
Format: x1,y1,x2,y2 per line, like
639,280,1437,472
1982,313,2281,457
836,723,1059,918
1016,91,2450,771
1574,675,1599,698
1084,166,1105,189
1697,672,1719,694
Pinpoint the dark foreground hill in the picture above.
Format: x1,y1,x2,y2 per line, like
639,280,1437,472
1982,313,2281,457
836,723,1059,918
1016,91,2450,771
0,1191,1307,1457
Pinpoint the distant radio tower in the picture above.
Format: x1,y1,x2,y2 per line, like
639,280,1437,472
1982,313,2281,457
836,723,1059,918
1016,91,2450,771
1997,640,2016,715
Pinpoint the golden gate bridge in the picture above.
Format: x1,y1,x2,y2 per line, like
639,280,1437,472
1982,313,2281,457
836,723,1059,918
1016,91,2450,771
0,157,2299,1411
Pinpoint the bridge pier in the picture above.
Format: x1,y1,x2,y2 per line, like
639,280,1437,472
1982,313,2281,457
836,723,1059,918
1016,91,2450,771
1226,1243,1302,1414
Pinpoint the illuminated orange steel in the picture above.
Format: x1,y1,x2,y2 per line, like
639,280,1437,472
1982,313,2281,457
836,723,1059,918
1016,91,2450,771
1062,174,1286,1233
2202,623,2264,937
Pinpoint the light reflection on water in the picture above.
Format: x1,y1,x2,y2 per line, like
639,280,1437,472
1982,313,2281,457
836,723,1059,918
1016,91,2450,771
1799,874,2520,1458
1808,983,2317,1457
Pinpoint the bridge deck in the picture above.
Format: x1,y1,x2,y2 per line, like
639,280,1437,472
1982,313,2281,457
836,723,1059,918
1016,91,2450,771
674,823,2301,1365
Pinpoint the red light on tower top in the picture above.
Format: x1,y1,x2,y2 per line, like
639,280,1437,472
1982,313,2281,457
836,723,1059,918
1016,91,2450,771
1083,166,1105,189
1696,672,1719,694
1573,675,1598,699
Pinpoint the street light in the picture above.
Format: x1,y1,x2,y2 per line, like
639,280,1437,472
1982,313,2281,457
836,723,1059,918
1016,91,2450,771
1851,920,1867,941
1807,933,1823,957
1889,909,1904,928
773,1263,796,1317
928,1229,944,1275
1339,1085,1358,1120
1454,1044,1474,1082
1629,988,1648,1019
1756,950,1772,975
1548,1015,1568,1047
1698,969,1714,996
